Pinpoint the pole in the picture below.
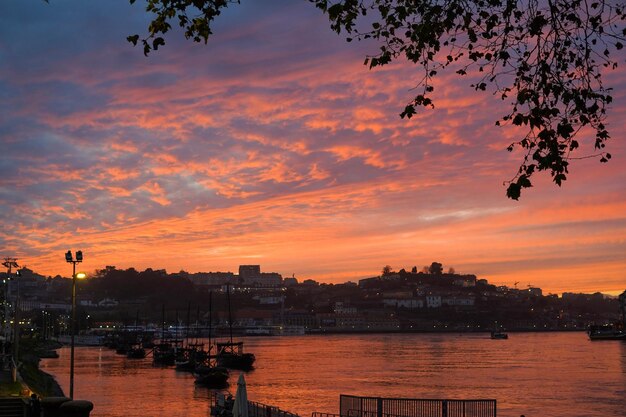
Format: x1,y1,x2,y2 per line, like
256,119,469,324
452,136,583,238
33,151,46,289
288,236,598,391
70,262,76,399
12,272,20,383
227,284,233,345
161,304,165,341
1,280,6,359
208,291,212,358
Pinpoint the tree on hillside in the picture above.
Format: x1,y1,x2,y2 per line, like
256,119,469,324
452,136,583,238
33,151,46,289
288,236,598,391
429,261,443,275
382,264,393,275
127,0,625,199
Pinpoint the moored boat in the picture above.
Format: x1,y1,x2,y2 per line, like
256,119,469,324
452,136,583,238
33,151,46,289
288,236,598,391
127,345,147,359
588,324,626,340
490,331,508,339
193,365,229,387
175,343,209,372
490,321,508,339
153,341,181,365
217,284,256,370
216,341,255,370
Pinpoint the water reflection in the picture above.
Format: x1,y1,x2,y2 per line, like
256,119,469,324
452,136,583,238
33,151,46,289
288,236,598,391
39,332,625,417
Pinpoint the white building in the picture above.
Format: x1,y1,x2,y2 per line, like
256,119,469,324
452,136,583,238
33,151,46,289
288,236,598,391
442,296,475,306
382,298,424,309
334,302,357,314
426,295,442,308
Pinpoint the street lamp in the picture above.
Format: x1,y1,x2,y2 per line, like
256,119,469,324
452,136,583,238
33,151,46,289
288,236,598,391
2,257,19,382
66,250,84,399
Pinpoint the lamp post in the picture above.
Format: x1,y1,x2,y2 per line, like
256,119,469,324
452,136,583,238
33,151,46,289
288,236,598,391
65,250,84,399
2,257,19,381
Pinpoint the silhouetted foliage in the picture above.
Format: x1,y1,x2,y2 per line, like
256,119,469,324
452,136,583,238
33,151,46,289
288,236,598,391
127,0,625,199
87,266,195,304
429,261,443,275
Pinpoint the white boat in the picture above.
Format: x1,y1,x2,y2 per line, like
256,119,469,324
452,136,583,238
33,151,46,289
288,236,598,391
56,334,104,346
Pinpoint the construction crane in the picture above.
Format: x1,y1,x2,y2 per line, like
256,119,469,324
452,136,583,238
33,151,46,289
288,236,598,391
513,281,519,289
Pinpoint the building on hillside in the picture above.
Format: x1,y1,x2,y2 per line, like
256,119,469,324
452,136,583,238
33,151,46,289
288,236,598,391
442,295,475,307
526,287,543,297
18,299,43,311
364,315,401,331
381,273,402,281
334,302,357,314
452,275,477,287
283,276,298,287
190,272,236,287
334,313,364,329
38,302,71,311
358,277,380,288
382,290,413,299
239,265,261,280
238,265,282,288
252,294,284,305
231,308,275,326
281,310,317,328
382,298,424,309
16,267,47,286
98,298,119,307
426,295,442,308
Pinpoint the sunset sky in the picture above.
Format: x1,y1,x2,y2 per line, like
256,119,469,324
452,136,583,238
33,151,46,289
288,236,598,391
1,1,625,295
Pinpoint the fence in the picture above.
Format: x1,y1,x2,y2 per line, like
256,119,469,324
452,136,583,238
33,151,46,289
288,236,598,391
248,400,300,417
339,395,496,417
210,394,300,417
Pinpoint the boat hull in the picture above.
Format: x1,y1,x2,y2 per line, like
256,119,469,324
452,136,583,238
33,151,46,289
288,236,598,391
589,332,626,341
194,366,229,387
216,352,255,370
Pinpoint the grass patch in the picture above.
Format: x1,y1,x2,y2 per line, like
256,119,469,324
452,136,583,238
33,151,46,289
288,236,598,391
0,379,23,397
20,356,64,397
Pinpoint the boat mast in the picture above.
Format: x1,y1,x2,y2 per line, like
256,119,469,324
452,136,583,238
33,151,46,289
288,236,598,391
185,301,191,345
175,309,179,341
227,283,234,345
208,290,212,357
195,305,200,345
161,304,165,341
135,309,140,345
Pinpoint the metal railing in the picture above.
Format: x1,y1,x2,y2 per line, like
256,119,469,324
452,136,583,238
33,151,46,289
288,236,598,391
248,400,300,417
210,394,300,417
340,395,496,417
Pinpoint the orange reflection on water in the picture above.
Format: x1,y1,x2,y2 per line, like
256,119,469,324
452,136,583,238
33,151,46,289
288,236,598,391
39,333,626,417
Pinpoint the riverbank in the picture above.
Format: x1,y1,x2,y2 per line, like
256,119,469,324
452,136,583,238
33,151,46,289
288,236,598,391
19,354,65,397
0,339,64,397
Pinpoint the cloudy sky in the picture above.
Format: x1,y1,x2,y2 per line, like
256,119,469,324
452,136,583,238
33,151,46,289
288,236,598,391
1,1,625,294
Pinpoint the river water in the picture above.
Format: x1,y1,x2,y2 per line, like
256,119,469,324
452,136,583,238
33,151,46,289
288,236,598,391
39,332,625,417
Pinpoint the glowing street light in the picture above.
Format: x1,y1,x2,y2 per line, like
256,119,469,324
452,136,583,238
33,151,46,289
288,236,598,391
66,250,84,399
2,257,19,382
